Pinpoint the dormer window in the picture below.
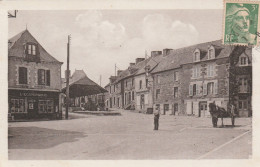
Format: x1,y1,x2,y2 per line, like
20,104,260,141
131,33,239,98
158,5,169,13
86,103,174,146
193,49,200,62
28,44,36,55
240,55,248,66
25,43,37,56
208,45,215,59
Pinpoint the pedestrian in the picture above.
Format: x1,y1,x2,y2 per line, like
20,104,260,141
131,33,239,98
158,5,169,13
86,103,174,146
154,106,160,130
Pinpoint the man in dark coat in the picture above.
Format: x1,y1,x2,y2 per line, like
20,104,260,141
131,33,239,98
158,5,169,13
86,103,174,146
154,106,160,130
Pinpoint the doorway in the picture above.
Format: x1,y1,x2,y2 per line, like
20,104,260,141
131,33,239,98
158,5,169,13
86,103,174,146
28,99,37,118
199,101,207,117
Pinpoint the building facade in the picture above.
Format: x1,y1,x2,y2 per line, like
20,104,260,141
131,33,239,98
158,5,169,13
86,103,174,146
8,30,63,120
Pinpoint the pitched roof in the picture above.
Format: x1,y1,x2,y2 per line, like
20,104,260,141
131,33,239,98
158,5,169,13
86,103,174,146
61,70,107,96
135,54,164,76
8,29,62,64
114,58,149,83
151,40,230,73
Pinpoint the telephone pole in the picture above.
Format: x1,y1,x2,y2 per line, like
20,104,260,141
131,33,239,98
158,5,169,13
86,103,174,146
65,35,71,120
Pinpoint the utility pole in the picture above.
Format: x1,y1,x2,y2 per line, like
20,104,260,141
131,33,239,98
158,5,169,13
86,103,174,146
115,64,116,77
65,35,71,120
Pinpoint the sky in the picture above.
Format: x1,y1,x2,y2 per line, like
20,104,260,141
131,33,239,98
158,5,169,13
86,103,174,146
8,10,222,87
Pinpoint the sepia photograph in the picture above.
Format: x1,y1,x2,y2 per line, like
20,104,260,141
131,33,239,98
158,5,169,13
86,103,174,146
3,0,256,163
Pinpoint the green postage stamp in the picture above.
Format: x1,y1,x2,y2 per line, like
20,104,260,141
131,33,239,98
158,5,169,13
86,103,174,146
223,1,260,45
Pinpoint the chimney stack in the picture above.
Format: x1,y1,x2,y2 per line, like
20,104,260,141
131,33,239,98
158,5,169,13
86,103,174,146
117,70,123,76
129,63,135,67
151,51,162,57
135,58,145,64
163,48,173,57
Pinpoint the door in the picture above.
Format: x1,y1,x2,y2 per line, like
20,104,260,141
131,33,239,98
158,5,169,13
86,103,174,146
28,99,37,118
199,102,207,117
109,98,112,108
140,94,144,109
164,104,169,115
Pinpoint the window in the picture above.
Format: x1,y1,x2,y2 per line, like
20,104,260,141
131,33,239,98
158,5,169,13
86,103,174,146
194,51,200,62
208,49,214,59
240,56,248,66
174,71,179,81
156,89,160,99
156,75,161,84
38,99,53,113
207,82,214,95
18,67,27,84
132,78,134,87
192,66,200,78
146,78,148,88
132,91,134,100
10,99,25,113
174,87,178,98
26,44,37,56
239,100,248,109
38,69,50,86
207,64,215,77
193,84,196,96
174,103,178,113
139,80,142,89
114,97,116,105
239,78,248,93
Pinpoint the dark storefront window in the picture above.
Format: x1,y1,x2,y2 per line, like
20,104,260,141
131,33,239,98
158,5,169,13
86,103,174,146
19,67,27,84
10,99,25,113
38,99,54,113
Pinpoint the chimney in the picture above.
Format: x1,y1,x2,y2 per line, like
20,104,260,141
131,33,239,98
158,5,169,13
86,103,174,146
117,70,123,76
109,76,116,83
135,58,145,64
129,63,135,67
151,51,162,57
163,48,173,57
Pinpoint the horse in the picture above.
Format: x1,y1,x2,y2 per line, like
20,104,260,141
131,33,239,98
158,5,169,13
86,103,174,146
208,102,236,128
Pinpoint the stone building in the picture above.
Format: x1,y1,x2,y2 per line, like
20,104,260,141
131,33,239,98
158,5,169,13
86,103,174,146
8,30,63,120
135,51,163,113
150,40,252,117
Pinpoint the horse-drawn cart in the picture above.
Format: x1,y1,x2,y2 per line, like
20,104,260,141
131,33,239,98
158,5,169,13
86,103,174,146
208,102,236,127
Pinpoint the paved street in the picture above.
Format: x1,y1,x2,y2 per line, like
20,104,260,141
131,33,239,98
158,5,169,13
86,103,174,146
8,109,252,160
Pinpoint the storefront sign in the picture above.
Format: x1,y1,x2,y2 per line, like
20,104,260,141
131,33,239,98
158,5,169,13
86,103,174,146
19,92,47,97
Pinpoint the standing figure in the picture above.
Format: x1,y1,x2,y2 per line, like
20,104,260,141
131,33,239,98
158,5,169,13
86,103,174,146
154,106,160,130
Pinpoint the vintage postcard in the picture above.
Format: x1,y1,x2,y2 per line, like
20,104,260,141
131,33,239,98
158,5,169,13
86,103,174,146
0,0,260,167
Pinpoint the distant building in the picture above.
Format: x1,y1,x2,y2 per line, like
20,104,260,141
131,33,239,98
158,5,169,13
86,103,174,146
104,40,252,117
8,30,63,120
61,70,107,110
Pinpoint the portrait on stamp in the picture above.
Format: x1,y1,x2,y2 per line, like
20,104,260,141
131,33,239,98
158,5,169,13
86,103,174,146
224,2,259,45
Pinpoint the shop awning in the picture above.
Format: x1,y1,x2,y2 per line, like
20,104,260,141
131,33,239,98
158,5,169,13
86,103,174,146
62,76,107,98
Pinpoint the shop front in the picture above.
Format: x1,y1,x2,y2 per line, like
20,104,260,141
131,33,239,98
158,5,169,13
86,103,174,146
8,89,61,120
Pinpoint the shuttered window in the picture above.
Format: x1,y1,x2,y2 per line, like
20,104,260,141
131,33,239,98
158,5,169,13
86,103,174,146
38,69,50,86
214,81,218,94
18,67,27,84
203,83,207,95
189,84,193,96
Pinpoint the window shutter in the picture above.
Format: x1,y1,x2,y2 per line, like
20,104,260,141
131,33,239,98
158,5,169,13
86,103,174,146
24,68,27,84
189,84,193,96
203,83,207,95
196,84,199,95
214,81,218,94
38,69,41,85
46,70,50,86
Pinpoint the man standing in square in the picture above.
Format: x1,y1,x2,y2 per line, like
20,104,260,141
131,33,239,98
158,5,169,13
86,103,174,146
154,106,160,130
